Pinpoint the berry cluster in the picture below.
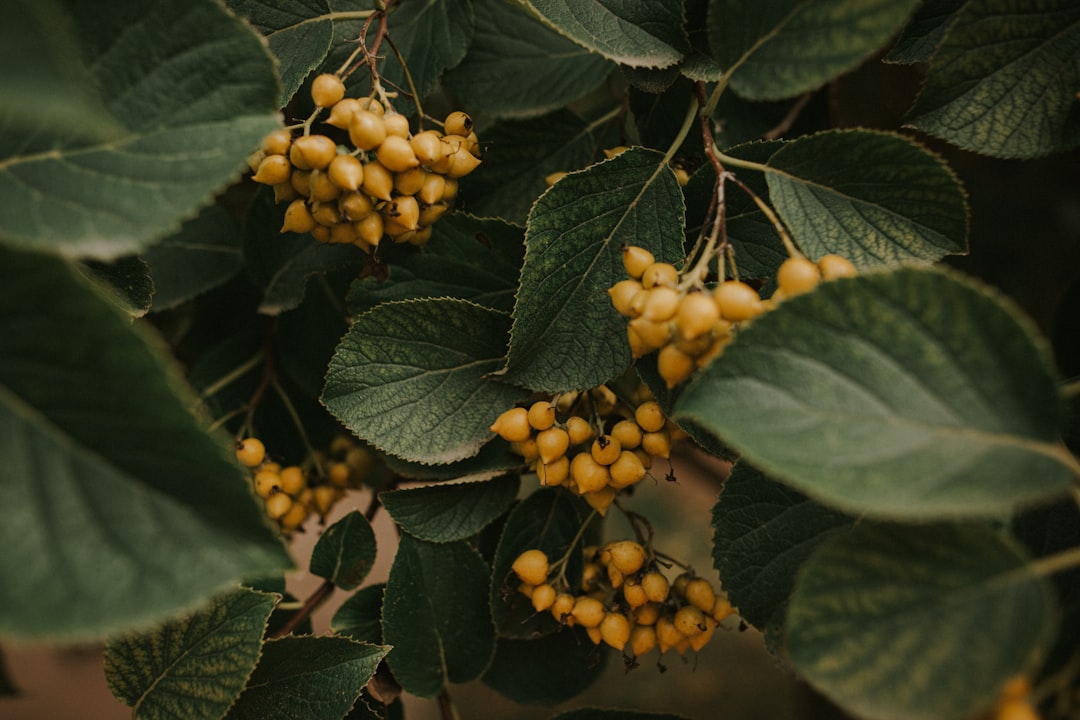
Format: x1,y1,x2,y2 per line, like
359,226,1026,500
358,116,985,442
511,541,736,660
610,247,857,388
235,435,375,534
249,73,481,251
489,387,676,516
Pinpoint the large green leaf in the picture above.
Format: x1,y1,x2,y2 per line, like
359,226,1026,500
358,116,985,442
323,298,528,464
885,0,964,64
382,475,520,543
226,636,388,720
381,438,524,482
906,0,1080,159
105,587,276,720
500,147,686,391
382,535,496,697
310,511,377,590
490,488,592,638
787,522,1058,720
226,0,338,106
711,463,851,631
708,0,920,99
482,629,607,705
0,0,280,260
443,0,613,118
144,204,243,312
553,711,689,720
0,246,290,639
81,256,155,317
523,0,688,68
764,129,968,265
346,214,525,315
331,583,385,644
462,110,603,226
674,266,1073,519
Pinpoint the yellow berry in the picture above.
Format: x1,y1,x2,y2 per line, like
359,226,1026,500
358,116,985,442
289,134,337,170
527,401,555,431
777,256,821,296
571,596,606,628
641,286,681,322
605,540,646,576
376,135,420,173
996,700,1040,720
340,191,374,221
252,154,292,185
308,170,342,203
565,416,595,446
673,605,708,637
235,438,266,467
349,110,387,151
381,195,420,231
714,280,765,322
281,199,316,234
277,466,306,496
570,452,610,494
361,160,394,201
684,578,717,613
531,583,556,612
600,612,631,651
551,593,576,624
355,212,384,246
265,492,293,520
627,317,672,352
511,549,549,586
676,291,721,340
490,407,532,442
544,171,567,186
537,455,570,487
603,146,629,159
535,427,570,465
818,253,857,280
658,344,695,388
622,577,648,609
444,111,473,137
655,616,685,654
261,129,292,155
712,596,736,622
311,73,346,107
641,262,678,289
642,430,672,459
641,571,670,603
253,469,280,498
688,617,715,652
634,401,666,433
410,131,447,167
445,147,482,178
590,434,622,466
357,97,384,116
583,486,616,515
608,450,647,489
278,500,310,531
610,419,642,450
633,602,661,626
418,172,447,205
510,437,539,463
383,112,410,138
313,485,342,516
609,279,643,317
622,246,655,279
325,98,360,129
629,624,658,657
328,154,364,191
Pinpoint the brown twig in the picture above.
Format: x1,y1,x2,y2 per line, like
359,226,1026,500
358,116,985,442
270,579,335,639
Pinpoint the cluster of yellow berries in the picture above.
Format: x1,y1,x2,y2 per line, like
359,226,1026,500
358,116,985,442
489,387,677,516
248,72,481,251
610,247,857,388
235,435,375,533
511,541,736,660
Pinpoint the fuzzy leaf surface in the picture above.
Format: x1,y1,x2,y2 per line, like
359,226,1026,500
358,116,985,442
712,463,851,630
81,256,154,317
523,0,687,68
382,475,520,543
347,214,524,315
225,636,388,720
0,0,279,260
482,629,607,705
104,587,276,720
310,511,377,590
226,0,336,105
674,266,1071,519
463,111,601,226
501,147,685,391
0,247,290,639
331,584,385,644
788,522,1058,720
144,204,243,312
764,129,968,265
708,0,919,99
323,298,528,465
443,0,613,118
490,489,591,638
885,0,963,64
906,0,1080,158
382,535,495,697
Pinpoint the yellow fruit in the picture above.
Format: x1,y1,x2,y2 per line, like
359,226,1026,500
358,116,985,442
714,280,765,322
537,455,570,487
642,286,681,322
313,485,342,516
325,98,360,129
252,154,291,185
551,593,576,624
279,501,310,531
688,617,715,651
527,401,555,431
818,253,857,280
605,540,646,576
272,181,298,204
253,469,280,498
290,169,311,197
361,160,394,201
544,171,567,186
511,549,549,586
655,616,685,654
590,435,622,466
634,401,666,433
308,170,341,203
418,173,447,205
357,97,384,116
641,571,670,603
310,201,340,227
600,612,631,651
340,191,374,221
531,583,557,612
609,279,643,317
571,596,606,628
327,462,352,488
673,605,708,637
383,112,410,138
641,430,672,459
235,438,266,468
355,212,384,246
684,578,717,613
328,154,364,191
444,111,473,137
610,419,642,450
261,129,292,155
657,344,695,388
536,427,570,465
629,624,658,657
622,577,648,609
265,492,293,520
290,134,337,170
349,110,387,151
608,450,647,489
445,147,482,178
777,256,821,296
311,73,346,107
511,437,539,463
570,452,610,494
641,262,678,289
418,202,448,226
622,246,655,279
376,135,420,172
410,131,447,166
627,317,672,351
583,486,616,515
566,416,595,446
381,195,420,231
712,596,736,622
277,466,306,495
676,291,721,340
490,407,532,442
634,602,661,626
281,199,316,234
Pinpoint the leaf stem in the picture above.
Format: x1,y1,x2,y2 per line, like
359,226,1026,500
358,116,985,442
191,352,262,412
271,379,323,478
550,509,599,589
270,579,334,639
382,32,424,125
1029,543,1080,579
661,95,700,166
438,688,460,720
1061,376,1080,399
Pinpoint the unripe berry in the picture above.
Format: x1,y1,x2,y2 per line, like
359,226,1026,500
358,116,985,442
605,540,646,576
490,407,532,442
622,246,655,279
777,256,821,296
236,438,266,467
511,549,549,586
714,280,765,322
310,73,346,107
818,253,857,280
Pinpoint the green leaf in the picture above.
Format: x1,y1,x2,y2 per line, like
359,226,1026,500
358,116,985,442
709,0,920,100
501,147,686,391
764,129,968,265
462,110,603,226
0,0,280,260
310,511,377,590
482,629,607,705
104,587,276,719
331,583,385,644
787,522,1058,720
323,0,474,115
381,437,524,482
245,188,368,315
226,636,388,720
674,266,1074,520
553,711,690,720
382,535,496,697
277,275,351,399
347,214,525,315
0,246,290,639
523,0,688,68
144,204,243,312
711,463,851,630
226,0,337,106
80,255,154,317
490,488,592,638
443,0,613,118
323,298,528,465
906,0,1080,159
382,475,520,543
884,0,964,64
